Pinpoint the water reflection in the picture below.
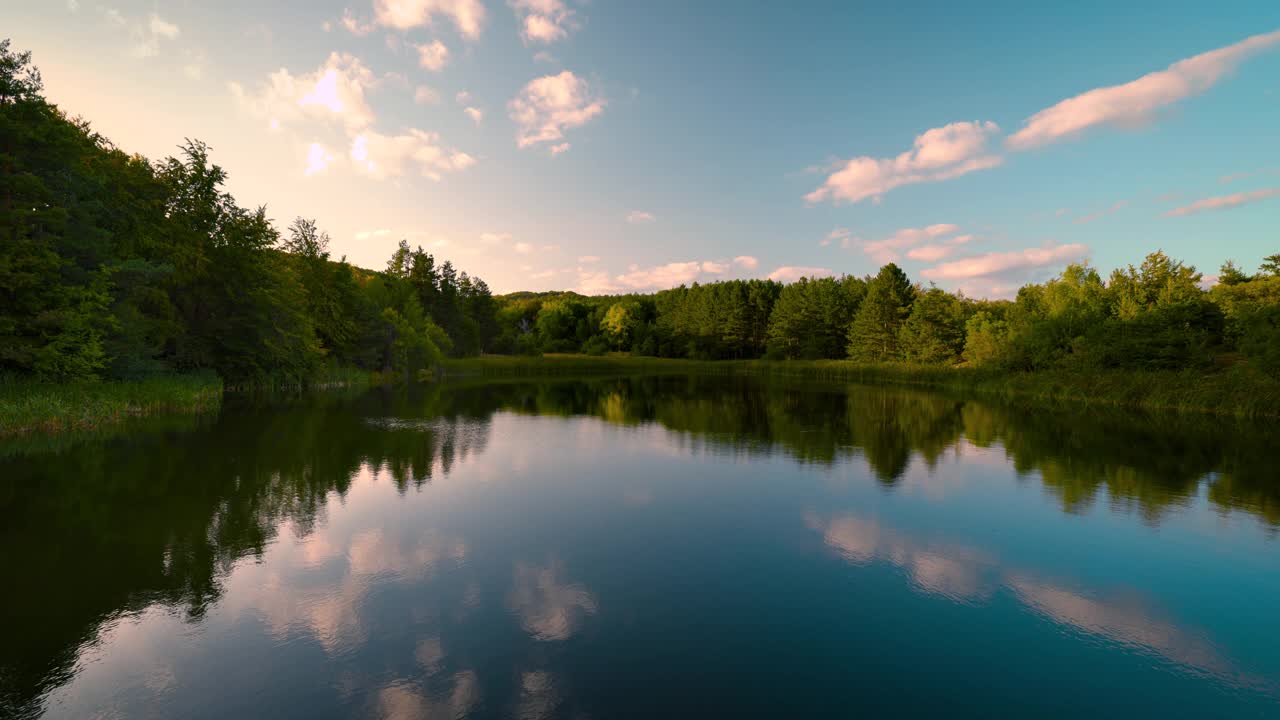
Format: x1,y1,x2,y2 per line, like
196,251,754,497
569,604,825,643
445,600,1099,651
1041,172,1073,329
508,561,598,642
808,510,1270,695
1,376,1278,718
804,513,996,604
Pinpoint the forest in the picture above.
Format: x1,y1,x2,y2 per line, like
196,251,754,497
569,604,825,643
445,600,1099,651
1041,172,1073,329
4,38,1280,390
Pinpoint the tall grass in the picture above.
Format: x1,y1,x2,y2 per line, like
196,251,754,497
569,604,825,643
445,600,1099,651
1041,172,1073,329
0,373,224,437
444,355,1280,419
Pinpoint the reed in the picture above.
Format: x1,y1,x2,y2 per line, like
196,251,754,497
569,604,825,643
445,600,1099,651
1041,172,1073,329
0,373,224,437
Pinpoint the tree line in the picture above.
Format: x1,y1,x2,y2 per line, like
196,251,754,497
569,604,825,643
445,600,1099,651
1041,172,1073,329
494,254,1280,378
4,39,1279,386
1,41,496,385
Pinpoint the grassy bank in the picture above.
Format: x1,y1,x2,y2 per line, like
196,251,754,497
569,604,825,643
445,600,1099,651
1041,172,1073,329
0,374,224,437
443,355,1280,419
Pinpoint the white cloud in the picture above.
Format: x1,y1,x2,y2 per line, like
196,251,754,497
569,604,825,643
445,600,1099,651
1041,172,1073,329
616,261,705,289
511,0,575,44
463,106,483,124
1008,30,1280,150
533,50,556,64
625,210,655,224
355,229,392,240
414,85,440,104
149,13,179,39
455,90,471,104
230,52,378,132
514,242,534,254
767,266,834,283
821,227,852,247
577,255,600,263
807,121,1002,204
349,129,475,180
509,71,605,149
124,12,181,58
373,0,486,39
920,243,1089,280
733,255,759,270
480,232,512,244
905,235,974,262
305,142,336,176
1166,187,1280,216
340,9,376,36
575,269,620,294
415,40,450,71
701,261,729,274
861,223,960,263
549,142,571,155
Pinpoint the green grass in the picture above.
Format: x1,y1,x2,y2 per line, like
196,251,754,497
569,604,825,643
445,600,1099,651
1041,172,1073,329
444,355,1280,419
0,373,224,437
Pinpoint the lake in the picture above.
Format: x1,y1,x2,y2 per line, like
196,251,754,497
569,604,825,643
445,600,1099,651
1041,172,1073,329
3,375,1279,718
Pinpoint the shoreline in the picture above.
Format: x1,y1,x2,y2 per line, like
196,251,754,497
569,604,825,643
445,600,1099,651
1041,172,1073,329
443,355,1280,420
5,355,1278,439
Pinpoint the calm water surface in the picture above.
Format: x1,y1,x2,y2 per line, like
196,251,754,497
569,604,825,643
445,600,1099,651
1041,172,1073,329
3,376,1279,718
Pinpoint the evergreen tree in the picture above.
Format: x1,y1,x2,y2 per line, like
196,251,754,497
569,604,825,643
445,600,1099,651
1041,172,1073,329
847,264,916,361
899,288,966,364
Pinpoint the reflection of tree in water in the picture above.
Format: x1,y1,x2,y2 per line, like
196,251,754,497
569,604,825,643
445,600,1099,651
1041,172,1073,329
474,375,1278,525
2,376,1277,718
0,386,490,719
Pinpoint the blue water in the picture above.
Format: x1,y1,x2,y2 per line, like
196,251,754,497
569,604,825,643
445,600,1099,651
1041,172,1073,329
2,376,1278,718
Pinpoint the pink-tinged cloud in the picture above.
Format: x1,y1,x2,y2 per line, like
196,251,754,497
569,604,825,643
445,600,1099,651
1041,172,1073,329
861,223,959,263
906,235,974,262
1008,30,1280,150
701,261,729,274
1166,187,1280,216
733,255,759,270
230,52,378,132
509,71,605,149
767,266,835,283
373,0,486,39
806,121,1002,205
625,210,655,224
415,40,449,71
348,129,475,181
821,227,852,247
921,243,1089,280
619,262,701,289
1073,200,1130,225
512,0,574,44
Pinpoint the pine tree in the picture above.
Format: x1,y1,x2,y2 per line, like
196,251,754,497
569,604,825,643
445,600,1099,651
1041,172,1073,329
847,263,916,361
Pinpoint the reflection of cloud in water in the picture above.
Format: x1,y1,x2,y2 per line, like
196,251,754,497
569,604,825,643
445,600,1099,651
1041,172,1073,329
216,520,467,656
507,561,598,641
416,636,445,675
1005,575,1268,692
809,511,1274,694
376,671,479,720
348,528,467,579
805,512,994,603
515,671,560,720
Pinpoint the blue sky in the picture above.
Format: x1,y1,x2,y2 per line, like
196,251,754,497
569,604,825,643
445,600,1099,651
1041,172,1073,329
10,0,1280,295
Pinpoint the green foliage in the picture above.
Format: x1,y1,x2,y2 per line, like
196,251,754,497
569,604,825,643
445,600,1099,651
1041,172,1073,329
6,40,1280,394
0,41,497,388
1237,304,1280,378
847,264,915,361
766,276,865,359
898,287,966,364
963,311,1010,367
